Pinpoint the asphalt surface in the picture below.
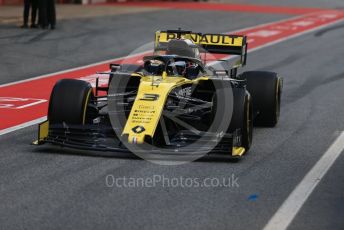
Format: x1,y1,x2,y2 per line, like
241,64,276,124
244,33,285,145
0,9,285,85
223,0,344,8
1,3,344,230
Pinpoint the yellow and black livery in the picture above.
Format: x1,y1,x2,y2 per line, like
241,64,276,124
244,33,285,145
34,29,282,160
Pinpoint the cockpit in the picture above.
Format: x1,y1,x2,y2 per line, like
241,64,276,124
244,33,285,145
143,55,204,80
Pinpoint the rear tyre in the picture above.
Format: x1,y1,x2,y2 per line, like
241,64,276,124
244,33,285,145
48,79,94,125
240,71,282,127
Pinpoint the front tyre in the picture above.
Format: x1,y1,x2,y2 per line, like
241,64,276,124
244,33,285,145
48,79,94,125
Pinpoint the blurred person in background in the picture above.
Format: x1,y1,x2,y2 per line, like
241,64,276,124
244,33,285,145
21,0,39,28
39,0,56,30
47,0,56,30
38,0,47,29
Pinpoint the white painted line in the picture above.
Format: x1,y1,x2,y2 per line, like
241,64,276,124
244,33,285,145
16,99,47,109
209,17,344,67
247,17,344,55
227,11,317,34
263,131,344,230
0,50,151,88
0,116,47,136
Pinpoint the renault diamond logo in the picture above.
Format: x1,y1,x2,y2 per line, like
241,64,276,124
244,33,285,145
132,126,145,134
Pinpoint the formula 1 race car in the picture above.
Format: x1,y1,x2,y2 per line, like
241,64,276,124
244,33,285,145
34,29,282,161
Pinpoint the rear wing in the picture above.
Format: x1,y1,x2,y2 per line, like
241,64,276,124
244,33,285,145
155,30,248,65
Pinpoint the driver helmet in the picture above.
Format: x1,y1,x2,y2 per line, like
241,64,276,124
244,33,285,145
144,59,164,75
167,61,187,76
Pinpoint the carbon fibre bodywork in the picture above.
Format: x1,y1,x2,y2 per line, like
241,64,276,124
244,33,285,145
34,30,271,160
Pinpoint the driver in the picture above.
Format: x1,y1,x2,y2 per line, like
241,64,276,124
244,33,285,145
167,61,187,77
144,59,165,75
167,61,200,79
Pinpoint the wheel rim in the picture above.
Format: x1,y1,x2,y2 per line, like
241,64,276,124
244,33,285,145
275,77,282,123
246,95,253,148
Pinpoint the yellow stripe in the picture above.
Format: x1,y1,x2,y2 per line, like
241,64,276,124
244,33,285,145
232,147,246,156
38,120,49,141
82,89,92,124
275,77,282,122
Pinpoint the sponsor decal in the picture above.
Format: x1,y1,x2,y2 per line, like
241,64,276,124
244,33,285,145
132,125,146,134
174,86,192,99
140,94,160,101
160,32,244,46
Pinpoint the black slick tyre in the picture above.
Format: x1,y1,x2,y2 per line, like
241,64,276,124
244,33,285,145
48,79,94,125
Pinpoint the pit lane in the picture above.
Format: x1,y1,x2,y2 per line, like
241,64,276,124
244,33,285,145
0,2,344,230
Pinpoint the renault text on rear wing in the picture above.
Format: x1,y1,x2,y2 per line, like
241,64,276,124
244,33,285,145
155,30,248,65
